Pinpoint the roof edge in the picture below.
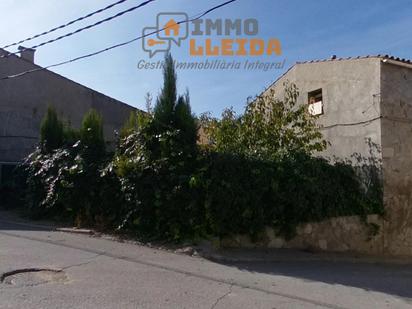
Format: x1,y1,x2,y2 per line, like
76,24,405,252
0,48,139,112
265,54,412,91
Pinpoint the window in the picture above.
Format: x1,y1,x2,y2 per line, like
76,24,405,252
308,89,323,116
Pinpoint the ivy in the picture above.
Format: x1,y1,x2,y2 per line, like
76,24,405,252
16,55,384,243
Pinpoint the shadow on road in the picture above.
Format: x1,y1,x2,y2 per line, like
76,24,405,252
0,219,54,232
2,208,412,301
215,256,412,299
0,210,55,232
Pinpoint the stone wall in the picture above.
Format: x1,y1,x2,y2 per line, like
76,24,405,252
266,58,382,161
246,58,411,256
227,58,412,256
221,215,384,255
380,61,412,255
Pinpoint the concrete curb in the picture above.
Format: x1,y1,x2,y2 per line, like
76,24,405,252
56,228,94,235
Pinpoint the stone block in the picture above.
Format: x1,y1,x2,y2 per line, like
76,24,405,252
318,239,328,250
268,237,285,249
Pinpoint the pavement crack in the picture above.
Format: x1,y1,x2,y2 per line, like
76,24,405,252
211,283,233,309
0,230,349,309
62,252,105,270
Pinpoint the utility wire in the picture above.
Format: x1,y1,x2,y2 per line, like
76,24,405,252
2,0,133,50
1,0,156,58
0,0,238,81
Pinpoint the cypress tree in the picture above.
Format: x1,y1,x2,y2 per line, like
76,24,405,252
152,53,197,153
80,109,105,162
40,106,65,153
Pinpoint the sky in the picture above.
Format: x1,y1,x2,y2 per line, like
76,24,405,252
1,0,412,117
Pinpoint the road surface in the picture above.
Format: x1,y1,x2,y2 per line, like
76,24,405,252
1,215,412,308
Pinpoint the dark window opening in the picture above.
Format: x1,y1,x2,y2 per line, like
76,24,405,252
308,89,323,116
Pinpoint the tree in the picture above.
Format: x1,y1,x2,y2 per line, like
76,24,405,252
152,53,197,157
114,53,202,240
201,82,327,160
120,111,142,138
145,92,153,115
80,109,105,162
40,106,65,152
153,54,177,125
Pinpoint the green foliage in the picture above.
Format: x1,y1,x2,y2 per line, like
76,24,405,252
152,53,198,155
153,53,177,125
40,106,65,152
19,58,384,243
113,54,201,241
114,125,206,241
80,109,105,162
121,111,142,138
201,83,328,160
202,151,383,240
22,108,122,228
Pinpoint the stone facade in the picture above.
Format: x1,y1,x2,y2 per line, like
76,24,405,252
266,57,382,161
0,48,136,168
221,215,384,255
380,60,412,255
224,56,412,256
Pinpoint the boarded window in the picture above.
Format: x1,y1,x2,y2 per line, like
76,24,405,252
308,89,323,116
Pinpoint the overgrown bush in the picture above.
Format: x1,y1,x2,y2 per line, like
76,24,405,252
201,152,275,239
18,55,384,243
114,54,203,241
115,126,206,241
200,83,328,160
22,108,122,228
201,151,383,240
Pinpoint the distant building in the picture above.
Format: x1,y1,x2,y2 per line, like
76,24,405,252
268,55,412,255
0,47,137,184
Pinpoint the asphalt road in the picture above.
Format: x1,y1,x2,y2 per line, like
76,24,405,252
1,216,412,309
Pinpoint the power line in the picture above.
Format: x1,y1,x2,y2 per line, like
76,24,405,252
0,0,239,81
1,0,156,58
2,0,133,50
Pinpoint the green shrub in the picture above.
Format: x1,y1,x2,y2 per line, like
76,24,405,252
120,111,142,138
22,108,122,228
113,54,202,241
200,83,328,160
80,109,105,162
202,151,383,240
40,106,65,153
19,56,384,243
202,152,275,239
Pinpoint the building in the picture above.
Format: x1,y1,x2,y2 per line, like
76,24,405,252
0,47,136,184
267,55,412,255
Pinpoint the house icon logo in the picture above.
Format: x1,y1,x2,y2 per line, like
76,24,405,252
143,13,189,58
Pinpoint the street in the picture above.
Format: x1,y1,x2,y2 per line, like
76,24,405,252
1,215,412,309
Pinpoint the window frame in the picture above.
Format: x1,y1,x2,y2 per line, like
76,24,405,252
308,88,324,116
